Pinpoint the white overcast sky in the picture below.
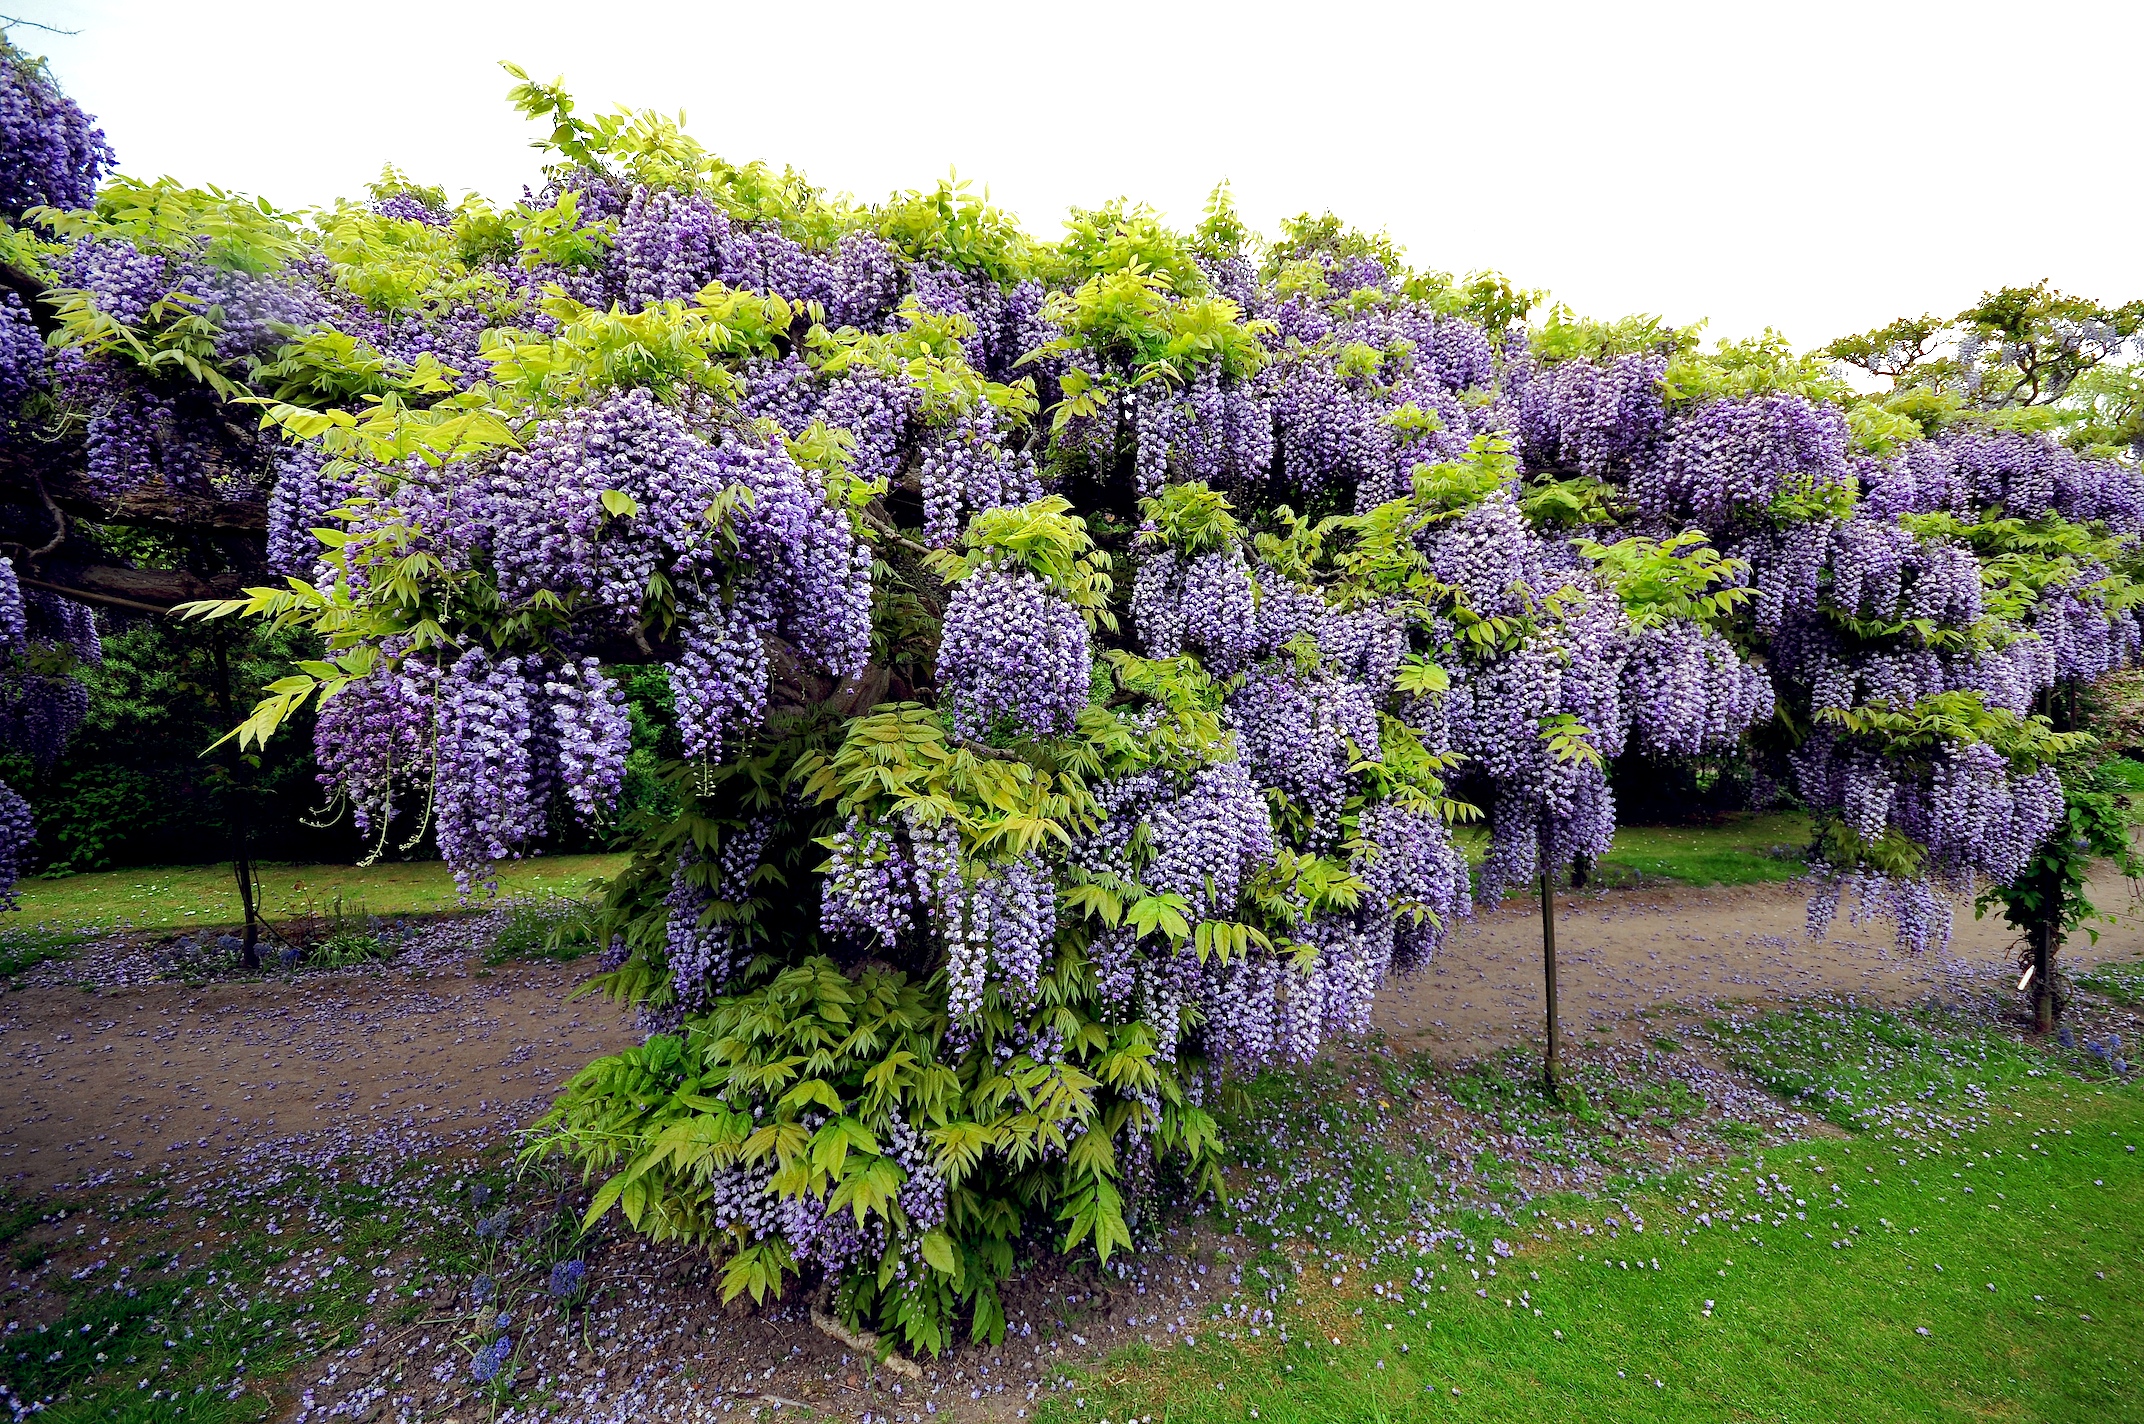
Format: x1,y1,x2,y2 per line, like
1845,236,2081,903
10,1,2139,350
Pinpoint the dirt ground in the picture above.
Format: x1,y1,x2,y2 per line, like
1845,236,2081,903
1375,869,2144,1058
0,954,643,1194
5,873,2139,1196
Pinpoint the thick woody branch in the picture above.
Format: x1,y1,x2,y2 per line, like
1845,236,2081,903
863,508,931,557
19,564,251,616
45,467,268,535
0,262,60,338
0,440,269,536
952,737,1026,763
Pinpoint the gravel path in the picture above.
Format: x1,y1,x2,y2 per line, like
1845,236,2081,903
5,873,2139,1195
0,923,640,1194
1376,869,2144,1058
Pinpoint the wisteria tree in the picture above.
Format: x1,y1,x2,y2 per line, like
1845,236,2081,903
5,40,2141,1355
1822,294,2144,1027
0,27,123,909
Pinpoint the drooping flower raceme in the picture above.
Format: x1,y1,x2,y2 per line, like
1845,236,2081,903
1131,547,1261,674
936,565,1092,740
432,650,558,891
1639,394,1850,530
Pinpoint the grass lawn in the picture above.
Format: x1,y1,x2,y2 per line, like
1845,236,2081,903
4,853,627,936
0,1153,551,1424
1445,811,1811,889
1595,811,1810,887
1037,993,2144,1424
0,815,1808,950
2,954,2135,1423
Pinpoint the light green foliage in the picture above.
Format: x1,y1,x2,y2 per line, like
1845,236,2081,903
810,299,1038,425
1419,269,1539,332
513,187,613,270
534,947,1217,1356
0,214,61,281
1874,382,1968,440
1578,530,1751,631
1975,722,2144,958
1265,212,1406,286
502,63,713,197
1191,182,1253,263
875,176,1036,288
923,496,1117,631
2061,360,2144,459
1812,692,2094,884
318,193,483,316
1302,434,1593,665
505,59,869,248
30,175,307,273
1520,474,1628,530
798,701,1097,860
255,328,448,406
29,182,310,398
538,698,1234,1353
1903,510,2142,624
1819,690,2088,773
485,285,790,408
1053,200,1209,293
1137,481,1244,557
1529,304,1695,364
1845,398,1927,456
1034,263,1270,400
1662,328,1850,409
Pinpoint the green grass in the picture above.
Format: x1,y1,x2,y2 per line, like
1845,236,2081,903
4,1179,391,1424
1043,1006,2142,1423
1046,1093,2140,1422
0,922,92,978
6,811,1806,948
5,853,627,935
6,1156,590,1422
482,890,602,964
2075,958,2144,1008
1452,813,1811,889
1595,811,1811,887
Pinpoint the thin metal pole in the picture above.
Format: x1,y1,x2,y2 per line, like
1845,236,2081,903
2034,919,2055,1035
1540,870,1559,1094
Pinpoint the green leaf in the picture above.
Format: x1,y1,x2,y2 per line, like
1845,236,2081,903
920,1228,958,1277
581,1170,628,1230
780,1078,846,1116
809,1116,878,1180
1394,655,1450,695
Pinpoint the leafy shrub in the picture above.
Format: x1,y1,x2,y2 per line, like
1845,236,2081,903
292,898,396,969
485,893,599,964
